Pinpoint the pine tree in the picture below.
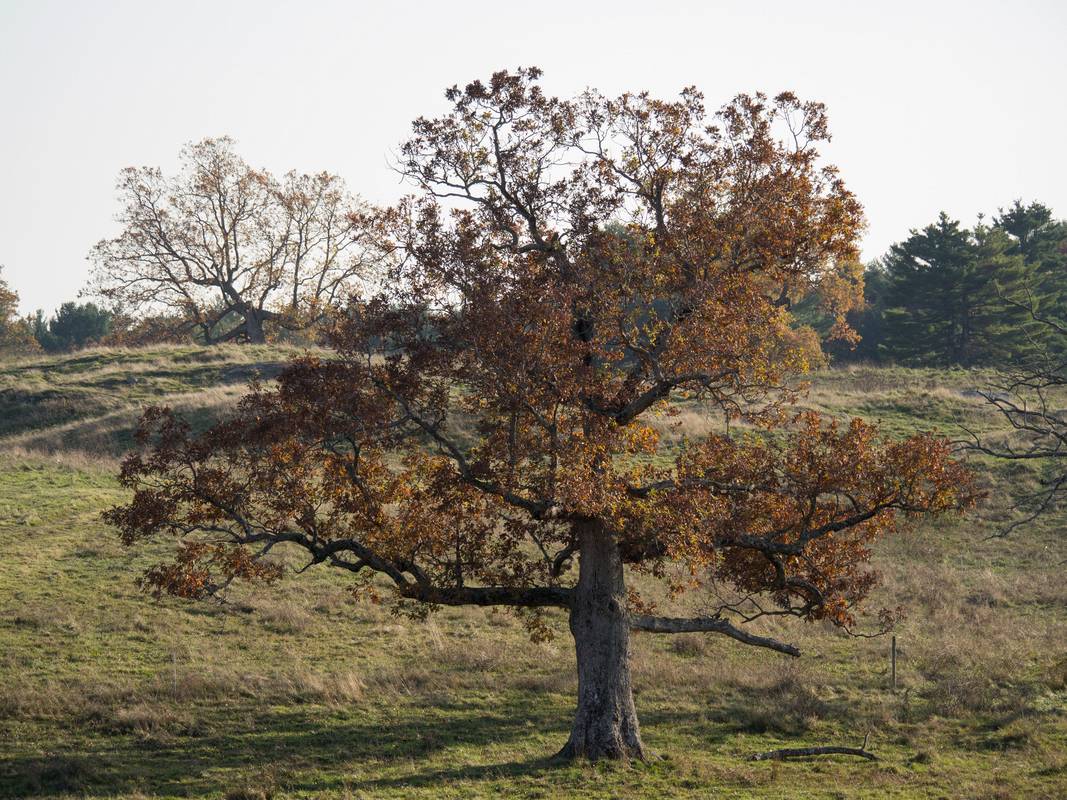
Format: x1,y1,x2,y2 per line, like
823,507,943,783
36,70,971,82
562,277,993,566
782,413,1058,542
882,213,976,364
993,200,1067,325
968,222,1046,361
994,200,1067,272
880,213,1041,365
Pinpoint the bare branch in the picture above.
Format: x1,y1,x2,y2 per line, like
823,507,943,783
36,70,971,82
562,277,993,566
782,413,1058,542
630,615,800,656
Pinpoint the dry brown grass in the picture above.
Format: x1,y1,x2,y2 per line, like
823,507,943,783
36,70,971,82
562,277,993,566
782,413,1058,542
0,660,377,726
254,597,316,634
1,385,246,456
3,355,1067,798
0,444,121,472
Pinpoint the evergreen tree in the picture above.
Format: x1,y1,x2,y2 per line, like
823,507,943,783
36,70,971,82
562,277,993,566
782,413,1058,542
803,203,1065,367
993,200,1067,321
27,309,57,352
880,213,1039,365
49,302,112,350
844,263,891,362
969,222,1046,360
993,200,1067,271
31,302,113,352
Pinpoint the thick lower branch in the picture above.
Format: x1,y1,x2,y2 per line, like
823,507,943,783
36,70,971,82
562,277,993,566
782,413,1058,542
584,370,734,426
630,615,800,656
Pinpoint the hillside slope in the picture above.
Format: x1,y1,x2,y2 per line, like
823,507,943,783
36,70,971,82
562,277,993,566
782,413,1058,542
0,345,313,456
0,347,1065,799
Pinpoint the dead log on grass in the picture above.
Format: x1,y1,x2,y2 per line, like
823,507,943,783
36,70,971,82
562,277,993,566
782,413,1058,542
749,733,878,762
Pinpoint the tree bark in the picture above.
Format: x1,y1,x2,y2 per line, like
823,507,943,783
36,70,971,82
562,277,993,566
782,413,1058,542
244,311,267,344
558,520,645,761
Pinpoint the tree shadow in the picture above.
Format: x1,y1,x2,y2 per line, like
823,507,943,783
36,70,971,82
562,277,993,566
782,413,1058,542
0,696,572,798
637,676,859,743
286,754,568,796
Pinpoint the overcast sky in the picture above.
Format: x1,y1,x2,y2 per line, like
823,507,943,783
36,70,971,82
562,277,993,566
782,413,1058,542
1,0,1065,314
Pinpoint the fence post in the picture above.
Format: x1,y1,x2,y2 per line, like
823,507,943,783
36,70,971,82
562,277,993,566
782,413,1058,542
891,635,897,691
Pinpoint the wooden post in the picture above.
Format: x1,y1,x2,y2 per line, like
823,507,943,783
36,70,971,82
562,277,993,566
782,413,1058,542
891,635,897,691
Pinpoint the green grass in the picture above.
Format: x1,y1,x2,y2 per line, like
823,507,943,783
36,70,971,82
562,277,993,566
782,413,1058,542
0,344,313,453
1,347,1066,798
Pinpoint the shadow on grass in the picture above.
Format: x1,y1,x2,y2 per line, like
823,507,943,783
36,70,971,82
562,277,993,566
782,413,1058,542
284,753,569,797
2,692,869,799
0,696,572,798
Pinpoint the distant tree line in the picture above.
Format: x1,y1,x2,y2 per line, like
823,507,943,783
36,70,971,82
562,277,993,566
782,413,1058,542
0,273,116,354
28,302,113,352
1,135,391,355
3,181,1064,364
1,266,192,354
812,201,1067,367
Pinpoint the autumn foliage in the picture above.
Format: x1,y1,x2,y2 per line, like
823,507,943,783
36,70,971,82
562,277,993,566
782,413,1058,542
106,69,976,760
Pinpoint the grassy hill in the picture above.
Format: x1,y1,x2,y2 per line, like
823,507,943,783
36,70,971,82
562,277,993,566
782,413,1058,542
0,345,315,456
1,347,1065,799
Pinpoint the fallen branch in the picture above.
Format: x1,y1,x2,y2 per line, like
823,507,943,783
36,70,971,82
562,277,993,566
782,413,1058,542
749,733,878,762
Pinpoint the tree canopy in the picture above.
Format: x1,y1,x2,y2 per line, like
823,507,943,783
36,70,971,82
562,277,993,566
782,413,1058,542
0,267,37,353
106,69,976,761
90,137,386,344
30,301,113,352
878,213,1041,365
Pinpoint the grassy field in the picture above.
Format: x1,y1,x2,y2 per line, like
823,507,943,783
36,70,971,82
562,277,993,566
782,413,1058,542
1,347,1066,799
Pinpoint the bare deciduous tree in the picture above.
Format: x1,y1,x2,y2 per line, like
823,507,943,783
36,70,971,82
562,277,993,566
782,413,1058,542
90,137,385,343
965,294,1067,534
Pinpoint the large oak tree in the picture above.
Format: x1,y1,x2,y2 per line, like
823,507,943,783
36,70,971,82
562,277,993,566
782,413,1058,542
107,69,974,760
90,137,384,343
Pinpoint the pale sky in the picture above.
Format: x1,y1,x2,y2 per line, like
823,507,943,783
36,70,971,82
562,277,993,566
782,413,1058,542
2,0,1065,314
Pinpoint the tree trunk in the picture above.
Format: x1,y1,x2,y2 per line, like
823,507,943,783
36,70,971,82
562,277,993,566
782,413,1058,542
244,312,266,344
558,520,645,761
